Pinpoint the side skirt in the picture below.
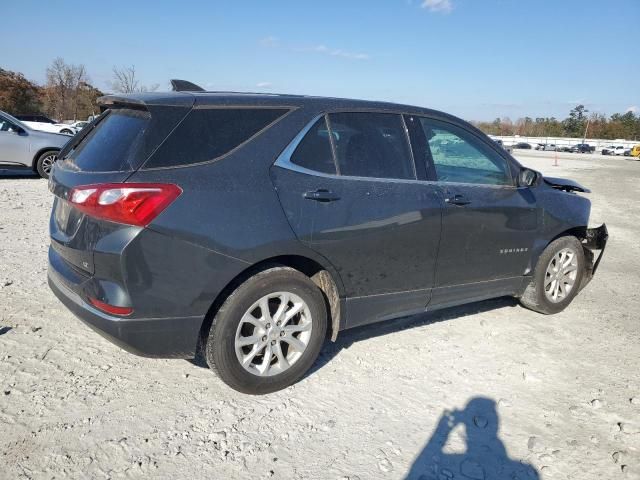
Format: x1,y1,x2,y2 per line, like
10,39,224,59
429,276,529,311
340,276,529,332
344,288,431,330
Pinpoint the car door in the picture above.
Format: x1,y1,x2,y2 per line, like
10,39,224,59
0,114,31,166
271,112,443,328
408,116,539,308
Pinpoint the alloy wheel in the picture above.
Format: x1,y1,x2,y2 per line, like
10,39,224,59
544,248,579,303
234,292,313,377
41,153,57,176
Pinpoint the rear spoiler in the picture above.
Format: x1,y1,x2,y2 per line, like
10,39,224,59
97,92,196,111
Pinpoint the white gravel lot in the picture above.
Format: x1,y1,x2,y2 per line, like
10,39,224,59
1,152,639,480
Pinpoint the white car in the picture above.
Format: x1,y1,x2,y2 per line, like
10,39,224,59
612,146,626,156
601,145,625,156
13,115,75,136
69,121,89,133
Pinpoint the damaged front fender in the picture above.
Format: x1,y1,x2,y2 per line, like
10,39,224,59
581,223,608,288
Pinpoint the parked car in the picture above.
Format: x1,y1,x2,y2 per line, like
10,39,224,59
557,145,572,152
601,145,626,155
535,143,557,151
602,146,626,156
13,114,75,136
67,121,89,133
628,145,640,158
601,145,615,155
492,139,513,153
0,110,70,178
512,142,532,149
570,143,594,153
47,90,608,394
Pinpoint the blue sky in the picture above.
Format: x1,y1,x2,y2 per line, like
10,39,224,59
3,0,639,120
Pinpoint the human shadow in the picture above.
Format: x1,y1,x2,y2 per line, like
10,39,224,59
405,397,538,480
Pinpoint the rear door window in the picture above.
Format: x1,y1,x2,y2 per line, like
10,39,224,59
290,117,336,174
144,108,289,168
327,112,415,180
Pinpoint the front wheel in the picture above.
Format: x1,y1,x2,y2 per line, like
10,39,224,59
205,267,328,394
35,150,58,179
520,236,585,314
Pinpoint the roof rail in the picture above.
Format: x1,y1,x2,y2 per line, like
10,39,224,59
170,79,205,92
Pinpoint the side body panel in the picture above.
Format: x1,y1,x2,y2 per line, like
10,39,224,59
529,184,591,267
429,184,539,307
0,129,31,166
271,165,443,328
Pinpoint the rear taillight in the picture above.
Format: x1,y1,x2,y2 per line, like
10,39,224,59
68,183,182,227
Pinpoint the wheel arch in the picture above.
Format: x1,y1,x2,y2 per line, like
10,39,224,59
198,254,344,355
31,147,60,172
548,225,588,244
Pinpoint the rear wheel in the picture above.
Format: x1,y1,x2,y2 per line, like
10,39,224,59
60,129,74,135
205,267,328,394
35,150,58,179
520,236,585,314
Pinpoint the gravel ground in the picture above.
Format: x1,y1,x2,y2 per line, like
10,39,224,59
1,152,639,480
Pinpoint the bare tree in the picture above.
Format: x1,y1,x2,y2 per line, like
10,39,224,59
43,57,89,120
111,65,159,94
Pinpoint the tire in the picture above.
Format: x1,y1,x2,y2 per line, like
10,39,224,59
205,267,328,394
35,150,58,179
60,129,73,135
520,236,585,315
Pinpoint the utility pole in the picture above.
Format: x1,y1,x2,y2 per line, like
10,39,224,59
581,108,590,144
582,117,591,144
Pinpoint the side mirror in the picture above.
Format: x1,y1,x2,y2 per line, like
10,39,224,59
518,168,539,187
12,126,26,135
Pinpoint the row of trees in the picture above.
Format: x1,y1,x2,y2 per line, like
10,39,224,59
2,60,639,140
474,105,640,141
0,59,156,121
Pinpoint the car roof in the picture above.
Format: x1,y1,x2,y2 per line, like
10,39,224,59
98,91,463,122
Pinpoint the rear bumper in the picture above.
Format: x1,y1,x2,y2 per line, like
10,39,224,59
48,266,203,359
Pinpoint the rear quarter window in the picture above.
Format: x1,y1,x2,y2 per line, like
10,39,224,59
143,108,289,168
60,109,151,172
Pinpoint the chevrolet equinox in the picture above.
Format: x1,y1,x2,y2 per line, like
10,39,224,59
47,88,607,394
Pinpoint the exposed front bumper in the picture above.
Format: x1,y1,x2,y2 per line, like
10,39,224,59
581,223,608,287
48,265,203,359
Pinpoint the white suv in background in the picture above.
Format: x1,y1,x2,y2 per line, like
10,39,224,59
602,145,624,155
612,146,626,156
13,115,75,136
601,145,626,156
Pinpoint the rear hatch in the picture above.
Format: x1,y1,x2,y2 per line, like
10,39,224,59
49,93,194,276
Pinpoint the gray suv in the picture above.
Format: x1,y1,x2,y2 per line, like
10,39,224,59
47,91,607,394
0,110,69,178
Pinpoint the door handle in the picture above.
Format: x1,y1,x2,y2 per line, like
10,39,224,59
445,194,471,206
304,189,341,203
